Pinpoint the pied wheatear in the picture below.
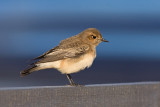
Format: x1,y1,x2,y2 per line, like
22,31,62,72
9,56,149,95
20,28,109,86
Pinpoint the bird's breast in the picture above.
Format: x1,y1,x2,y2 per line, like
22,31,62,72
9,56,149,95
59,52,96,74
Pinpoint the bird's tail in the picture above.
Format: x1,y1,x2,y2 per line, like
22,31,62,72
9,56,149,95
20,65,40,77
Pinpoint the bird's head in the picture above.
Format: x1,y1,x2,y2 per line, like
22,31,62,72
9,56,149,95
80,28,109,46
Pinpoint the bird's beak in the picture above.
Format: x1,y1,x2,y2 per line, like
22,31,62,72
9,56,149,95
101,38,109,42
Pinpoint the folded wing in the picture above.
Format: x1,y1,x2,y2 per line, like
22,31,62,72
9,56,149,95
35,44,89,64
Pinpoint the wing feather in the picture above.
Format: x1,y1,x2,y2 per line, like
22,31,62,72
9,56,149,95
35,44,89,64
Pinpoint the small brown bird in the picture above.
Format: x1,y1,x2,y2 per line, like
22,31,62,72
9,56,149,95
20,28,108,86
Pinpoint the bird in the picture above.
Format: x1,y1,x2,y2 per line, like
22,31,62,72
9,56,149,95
20,28,109,86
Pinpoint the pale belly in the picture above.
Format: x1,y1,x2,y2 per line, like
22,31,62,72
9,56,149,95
36,53,96,74
59,53,96,74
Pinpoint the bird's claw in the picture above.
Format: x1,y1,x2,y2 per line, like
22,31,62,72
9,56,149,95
66,83,84,87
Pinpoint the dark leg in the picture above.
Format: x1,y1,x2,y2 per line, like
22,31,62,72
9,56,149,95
66,74,76,86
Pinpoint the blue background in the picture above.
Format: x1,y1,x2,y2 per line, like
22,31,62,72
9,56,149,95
0,0,160,87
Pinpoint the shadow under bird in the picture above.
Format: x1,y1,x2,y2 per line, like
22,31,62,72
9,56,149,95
20,28,109,86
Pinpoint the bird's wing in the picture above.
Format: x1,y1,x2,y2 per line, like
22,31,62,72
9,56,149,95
34,35,80,60
35,44,89,64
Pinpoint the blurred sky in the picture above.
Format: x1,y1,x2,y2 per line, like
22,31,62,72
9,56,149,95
0,0,160,13
0,0,160,60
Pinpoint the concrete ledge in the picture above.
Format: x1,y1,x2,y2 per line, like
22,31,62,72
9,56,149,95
0,82,160,107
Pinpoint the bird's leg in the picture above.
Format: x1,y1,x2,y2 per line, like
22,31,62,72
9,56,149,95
66,74,77,86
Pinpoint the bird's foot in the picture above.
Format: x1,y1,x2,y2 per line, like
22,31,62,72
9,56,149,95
66,83,84,87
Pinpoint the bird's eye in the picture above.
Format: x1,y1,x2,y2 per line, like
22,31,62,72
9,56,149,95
91,35,96,39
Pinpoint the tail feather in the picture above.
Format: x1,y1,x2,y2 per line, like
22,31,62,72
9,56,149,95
20,65,38,77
